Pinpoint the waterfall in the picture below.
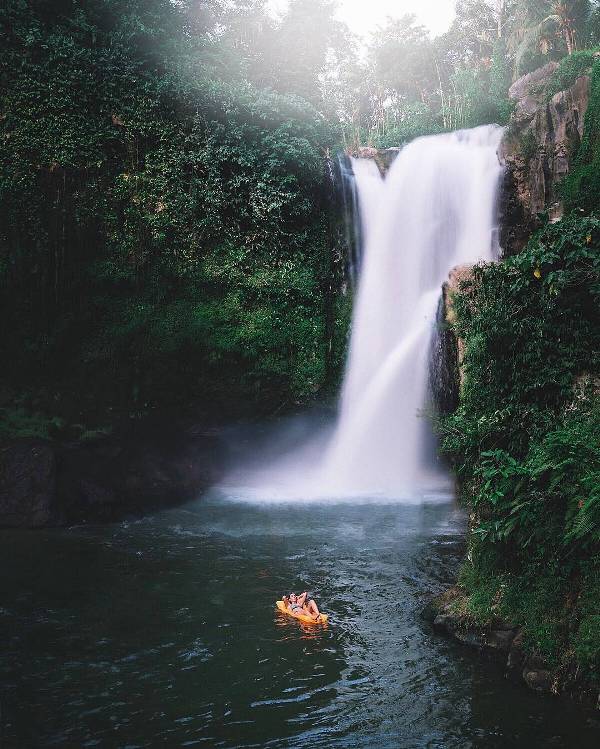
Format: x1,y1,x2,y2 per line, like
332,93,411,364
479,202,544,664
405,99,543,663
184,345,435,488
335,153,381,284
318,125,504,496
221,125,504,501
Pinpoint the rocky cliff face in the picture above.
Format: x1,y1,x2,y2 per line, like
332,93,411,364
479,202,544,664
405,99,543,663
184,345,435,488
438,65,593,400
430,65,599,708
499,63,591,254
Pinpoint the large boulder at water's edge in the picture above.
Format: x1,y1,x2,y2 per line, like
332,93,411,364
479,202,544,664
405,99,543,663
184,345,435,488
0,440,58,527
0,425,224,528
57,430,222,524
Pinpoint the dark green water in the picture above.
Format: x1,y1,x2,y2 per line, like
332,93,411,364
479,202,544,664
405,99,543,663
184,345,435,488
1,492,598,748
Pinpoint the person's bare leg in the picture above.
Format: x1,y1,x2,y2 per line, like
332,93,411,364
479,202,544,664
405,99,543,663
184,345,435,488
306,599,321,619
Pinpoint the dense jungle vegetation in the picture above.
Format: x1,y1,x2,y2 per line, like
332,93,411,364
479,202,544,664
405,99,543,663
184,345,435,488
439,55,600,686
1,0,349,433
1,0,599,687
3,0,600,435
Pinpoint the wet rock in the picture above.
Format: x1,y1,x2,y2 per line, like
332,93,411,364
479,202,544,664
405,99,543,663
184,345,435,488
348,146,401,176
438,264,476,399
426,590,600,706
58,431,223,524
508,62,559,126
429,290,460,416
532,75,589,218
453,628,484,648
0,440,58,527
433,613,454,632
421,599,441,623
506,629,526,674
484,628,516,653
523,666,554,693
352,146,379,160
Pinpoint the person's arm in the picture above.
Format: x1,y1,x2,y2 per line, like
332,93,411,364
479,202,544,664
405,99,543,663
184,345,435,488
297,592,308,606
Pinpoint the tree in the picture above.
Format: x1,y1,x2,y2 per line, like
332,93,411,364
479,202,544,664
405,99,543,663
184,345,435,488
370,14,437,103
509,1,593,74
0,0,347,421
267,0,340,106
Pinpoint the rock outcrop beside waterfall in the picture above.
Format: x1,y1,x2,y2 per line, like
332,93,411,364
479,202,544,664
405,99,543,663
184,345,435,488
349,146,400,176
0,422,223,527
499,63,592,254
431,65,600,710
440,65,593,397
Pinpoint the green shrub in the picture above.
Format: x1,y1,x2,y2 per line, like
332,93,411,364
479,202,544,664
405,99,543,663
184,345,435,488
439,213,600,674
572,561,600,677
545,49,599,99
0,0,349,423
561,58,600,212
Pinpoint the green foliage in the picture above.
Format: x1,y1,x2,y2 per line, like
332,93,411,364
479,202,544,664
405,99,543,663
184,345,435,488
442,214,600,467
457,559,502,624
0,403,111,441
509,1,594,76
0,407,58,441
0,0,349,423
545,48,598,98
573,561,600,676
370,14,436,103
500,567,568,662
472,397,600,548
561,58,600,212
370,104,443,148
447,64,512,129
459,555,567,662
439,213,600,674
488,38,514,125
362,8,517,145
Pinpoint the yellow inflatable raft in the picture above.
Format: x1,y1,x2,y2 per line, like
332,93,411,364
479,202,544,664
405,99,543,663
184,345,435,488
276,600,328,625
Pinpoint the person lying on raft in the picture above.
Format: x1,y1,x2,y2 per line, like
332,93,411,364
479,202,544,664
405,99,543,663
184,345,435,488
282,592,322,621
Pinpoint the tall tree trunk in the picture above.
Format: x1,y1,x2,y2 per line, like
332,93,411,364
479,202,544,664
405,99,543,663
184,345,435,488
435,58,448,129
565,24,575,54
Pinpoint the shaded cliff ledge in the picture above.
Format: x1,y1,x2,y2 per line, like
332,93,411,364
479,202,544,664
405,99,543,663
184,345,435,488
498,60,594,255
423,588,600,710
0,419,224,528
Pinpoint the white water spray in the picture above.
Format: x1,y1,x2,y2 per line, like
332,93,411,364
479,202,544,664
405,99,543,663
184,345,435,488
318,126,504,495
221,125,504,500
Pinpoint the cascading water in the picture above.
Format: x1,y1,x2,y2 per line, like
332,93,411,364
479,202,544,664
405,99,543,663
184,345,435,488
335,153,381,284
317,125,504,496
221,125,504,500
